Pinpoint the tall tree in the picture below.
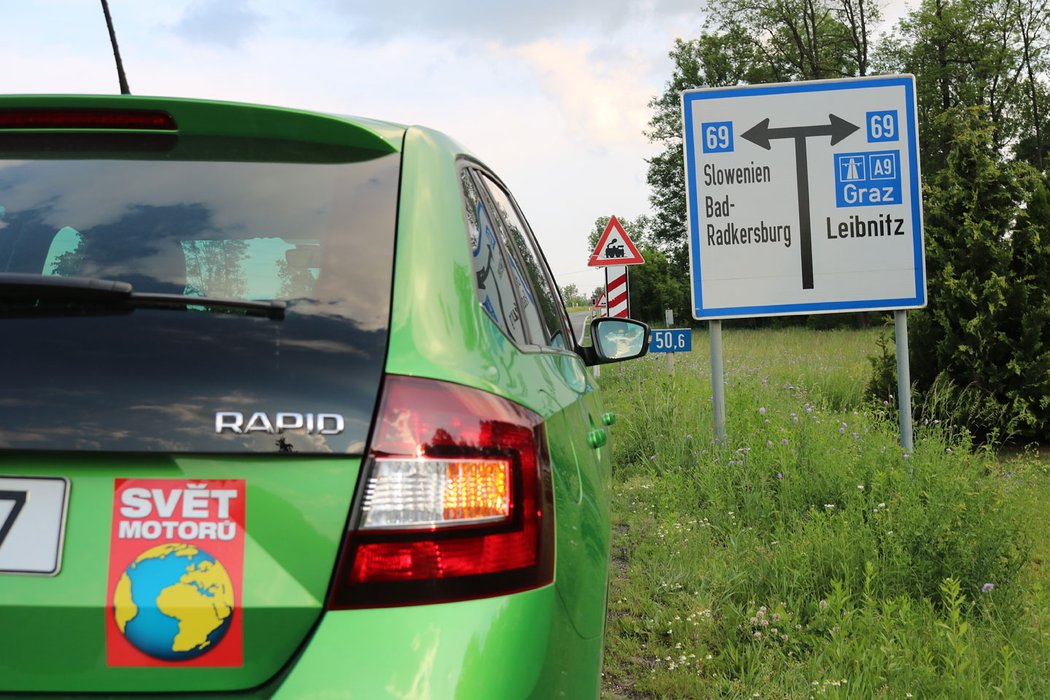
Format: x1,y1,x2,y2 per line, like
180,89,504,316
875,107,1050,440
880,0,1050,170
645,3,880,270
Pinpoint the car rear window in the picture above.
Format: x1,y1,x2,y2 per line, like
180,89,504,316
0,145,401,454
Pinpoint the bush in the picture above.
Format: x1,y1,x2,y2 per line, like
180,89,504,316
869,107,1050,444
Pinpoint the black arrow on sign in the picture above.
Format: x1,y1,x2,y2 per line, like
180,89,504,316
741,114,859,289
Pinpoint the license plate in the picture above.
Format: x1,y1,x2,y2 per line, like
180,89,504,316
0,477,70,575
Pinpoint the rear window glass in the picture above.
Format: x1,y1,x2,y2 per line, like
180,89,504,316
0,146,401,454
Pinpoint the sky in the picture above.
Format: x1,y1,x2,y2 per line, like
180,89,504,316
1,1,912,296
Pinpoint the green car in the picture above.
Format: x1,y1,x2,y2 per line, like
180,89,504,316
0,96,649,698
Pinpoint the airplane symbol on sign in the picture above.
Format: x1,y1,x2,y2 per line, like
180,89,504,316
840,156,865,181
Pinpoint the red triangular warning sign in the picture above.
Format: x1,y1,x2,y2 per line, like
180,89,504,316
588,216,644,266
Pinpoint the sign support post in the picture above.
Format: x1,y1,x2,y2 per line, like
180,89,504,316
665,309,674,374
895,310,913,451
709,320,726,440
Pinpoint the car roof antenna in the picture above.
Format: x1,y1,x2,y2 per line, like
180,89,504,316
100,0,131,95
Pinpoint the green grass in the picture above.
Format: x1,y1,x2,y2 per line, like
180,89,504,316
599,327,1048,699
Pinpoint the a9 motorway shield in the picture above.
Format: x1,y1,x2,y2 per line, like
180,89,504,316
682,75,925,319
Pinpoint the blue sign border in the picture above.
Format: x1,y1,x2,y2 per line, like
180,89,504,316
682,76,925,320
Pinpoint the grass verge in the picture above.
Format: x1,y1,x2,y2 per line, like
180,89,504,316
600,327,1046,698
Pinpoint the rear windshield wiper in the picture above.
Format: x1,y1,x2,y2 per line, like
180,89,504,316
0,273,286,320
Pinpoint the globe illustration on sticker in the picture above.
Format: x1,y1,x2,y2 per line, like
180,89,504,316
113,542,235,661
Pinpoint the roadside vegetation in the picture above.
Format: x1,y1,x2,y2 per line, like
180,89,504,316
606,0,1050,444
600,327,1049,699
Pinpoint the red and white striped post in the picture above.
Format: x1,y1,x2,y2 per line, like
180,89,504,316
605,265,629,318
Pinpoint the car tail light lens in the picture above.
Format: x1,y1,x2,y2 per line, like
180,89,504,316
328,375,554,609
0,109,177,130
361,458,511,528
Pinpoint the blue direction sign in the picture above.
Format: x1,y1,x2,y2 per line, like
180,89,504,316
681,75,925,320
649,329,692,353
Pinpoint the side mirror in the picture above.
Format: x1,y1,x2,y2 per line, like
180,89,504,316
576,317,650,366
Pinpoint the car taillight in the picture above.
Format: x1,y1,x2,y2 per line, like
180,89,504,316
0,109,177,130
328,375,554,609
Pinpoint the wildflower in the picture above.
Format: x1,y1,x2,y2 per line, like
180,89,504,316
767,440,773,448
824,504,835,510
777,472,783,480
857,484,864,490
781,438,789,446
878,502,886,508
759,406,766,415
753,631,762,640
819,599,828,609
839,426,846,433
982,583,995,593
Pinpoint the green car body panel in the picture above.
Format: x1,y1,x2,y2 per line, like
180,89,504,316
0,454,361,693
0,95,620,698
390,125,613,639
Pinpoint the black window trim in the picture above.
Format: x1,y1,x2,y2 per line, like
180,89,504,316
457,159,577,358
458,163,533,348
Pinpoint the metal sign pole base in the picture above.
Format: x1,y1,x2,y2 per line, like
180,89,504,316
895,310,913,451
709,320,726,441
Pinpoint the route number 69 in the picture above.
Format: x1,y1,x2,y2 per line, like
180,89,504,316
867,110,899,142
701,121,734,153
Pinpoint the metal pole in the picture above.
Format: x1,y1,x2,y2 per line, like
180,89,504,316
709,320,726,440
894,310,913,451
665,309,674,375
594,269,609,379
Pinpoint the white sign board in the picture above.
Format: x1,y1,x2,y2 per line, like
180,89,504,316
682,75,925,319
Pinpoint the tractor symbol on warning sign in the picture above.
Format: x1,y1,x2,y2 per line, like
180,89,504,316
605,242,625,258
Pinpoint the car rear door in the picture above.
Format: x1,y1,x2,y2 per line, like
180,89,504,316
0,98,402,693
466,167,612,640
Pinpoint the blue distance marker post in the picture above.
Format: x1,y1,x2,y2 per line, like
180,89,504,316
649,329,692,351
649,329,692,374
649,310,693,374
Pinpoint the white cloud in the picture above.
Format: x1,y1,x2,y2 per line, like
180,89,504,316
514,40,654,147
168,0,265,48
323,0,699,44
